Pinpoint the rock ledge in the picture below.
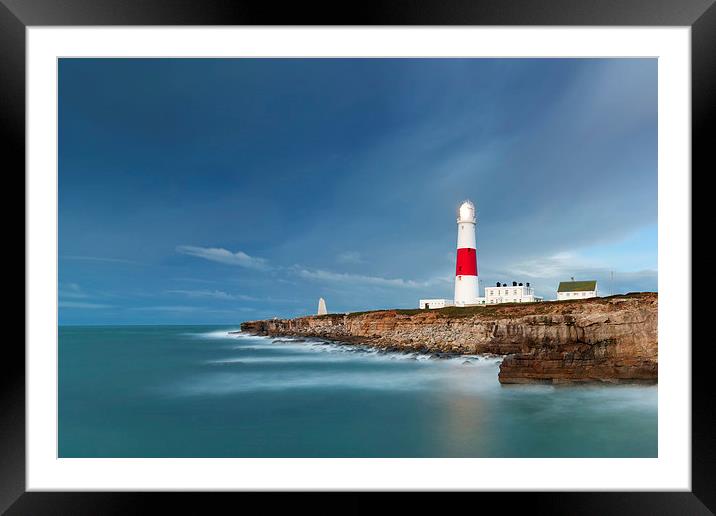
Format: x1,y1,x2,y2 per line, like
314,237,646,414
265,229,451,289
240,293,658,384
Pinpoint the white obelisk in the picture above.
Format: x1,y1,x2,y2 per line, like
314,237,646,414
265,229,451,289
317,297,328,315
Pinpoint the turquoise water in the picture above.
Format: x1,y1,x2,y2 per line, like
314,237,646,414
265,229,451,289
58,325,657,457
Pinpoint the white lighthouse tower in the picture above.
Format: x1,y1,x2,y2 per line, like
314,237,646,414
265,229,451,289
454,200,479,306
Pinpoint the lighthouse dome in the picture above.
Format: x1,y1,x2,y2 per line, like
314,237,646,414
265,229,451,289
458,200,476,222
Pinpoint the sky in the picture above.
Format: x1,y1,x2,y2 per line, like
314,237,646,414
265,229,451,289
58,58,657,325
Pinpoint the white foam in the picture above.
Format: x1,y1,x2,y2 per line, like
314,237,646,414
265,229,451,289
227,335,507,366
185,329,280,342
185,329,243,340
207,355,358,365
174,363,502,396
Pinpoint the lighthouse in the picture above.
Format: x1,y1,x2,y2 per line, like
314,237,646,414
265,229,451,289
420,200,539,309
454,200,479,306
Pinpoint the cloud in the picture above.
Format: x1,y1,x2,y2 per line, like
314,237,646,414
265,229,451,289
59,301,112,309
294,267,450,289
171,277,220,284
498,252,589,280
488,251,657,298
166,289,256,301
62,255,138,265
132,305,255,313
496,251,655,282
336,251,365,264
132,305,206,312
176,245,269,270
59,282,90,299
166,288,300,306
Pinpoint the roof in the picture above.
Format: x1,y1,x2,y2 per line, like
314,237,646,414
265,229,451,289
557,280,597,293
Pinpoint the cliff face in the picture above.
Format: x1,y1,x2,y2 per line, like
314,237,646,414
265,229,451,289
240,293,657,384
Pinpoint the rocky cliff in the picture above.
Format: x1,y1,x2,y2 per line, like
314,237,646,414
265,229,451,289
240,293,658,384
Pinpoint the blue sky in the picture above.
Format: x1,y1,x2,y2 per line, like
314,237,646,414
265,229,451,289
58,58,657,325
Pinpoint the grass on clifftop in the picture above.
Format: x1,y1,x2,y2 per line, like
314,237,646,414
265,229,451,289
344,305,505,318
342,292,655,319
395,303,533,318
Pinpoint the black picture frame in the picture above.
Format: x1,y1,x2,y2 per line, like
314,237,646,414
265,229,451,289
4,0,710,513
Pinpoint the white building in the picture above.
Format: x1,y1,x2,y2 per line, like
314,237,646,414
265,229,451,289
557,280,598,301
484,281,543,304
419,298,454,310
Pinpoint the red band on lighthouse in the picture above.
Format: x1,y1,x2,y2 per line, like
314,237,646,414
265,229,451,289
455,248,478,276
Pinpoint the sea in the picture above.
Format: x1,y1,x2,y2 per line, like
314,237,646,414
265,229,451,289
58,325,658,458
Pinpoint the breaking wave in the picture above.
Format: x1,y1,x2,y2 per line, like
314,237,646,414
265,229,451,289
184,329,245,340
162,330,507,396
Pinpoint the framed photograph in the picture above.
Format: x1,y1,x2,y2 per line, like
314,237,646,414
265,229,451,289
6,0,711,512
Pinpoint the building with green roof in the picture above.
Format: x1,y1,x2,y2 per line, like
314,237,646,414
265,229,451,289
557,280,598,301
